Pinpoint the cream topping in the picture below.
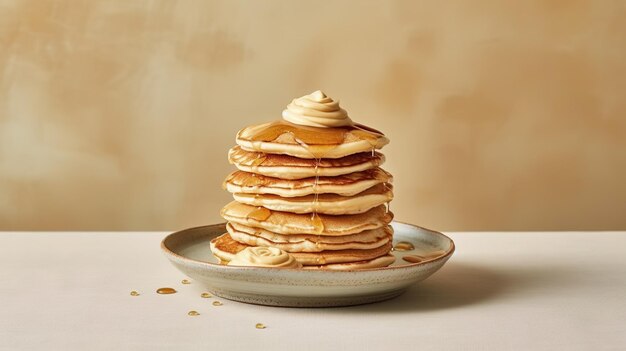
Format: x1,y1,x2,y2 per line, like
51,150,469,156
282,90,353,128
227,247,302,268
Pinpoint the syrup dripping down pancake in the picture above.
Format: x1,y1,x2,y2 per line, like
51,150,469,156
224,167,392,197
211,233,394,266
228,146,385,179
221,201,393,236
236,120,389,159
232,183,393,215
227,222,393,252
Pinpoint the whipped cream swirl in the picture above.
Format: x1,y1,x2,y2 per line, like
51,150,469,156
282,90,353,128
228,247,303,268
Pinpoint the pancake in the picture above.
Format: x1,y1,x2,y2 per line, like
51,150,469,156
224,168,392,197
216,92,396,270
236,120,389,159
221,201,393,236
227,222,392,252
303,254,396,270
210,233,249,262
233,183,393,215
228,146,385,179
211,233,393,266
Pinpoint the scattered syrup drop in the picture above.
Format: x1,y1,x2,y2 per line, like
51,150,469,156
156,287,177,295
402,255,424,264
130,291,140,296
247,206,271,221
187,310,200,316
212,301,223,306
181,279,191,285
255,323,266,329
201,293,212,298
393,241,415,251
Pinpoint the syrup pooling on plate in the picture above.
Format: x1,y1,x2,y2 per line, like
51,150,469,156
402,255,423,263
393,241,415,251
401,250,447,264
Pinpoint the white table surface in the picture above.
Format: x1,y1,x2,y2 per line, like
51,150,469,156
0,231,625,351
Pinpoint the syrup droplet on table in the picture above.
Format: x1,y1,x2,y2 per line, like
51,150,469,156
212,301,223,306
187,310,200,316
130,291,140,296
393,241,415,251
181,279,191,284
201,293,212,298
156,287,177,295
255,323,266,329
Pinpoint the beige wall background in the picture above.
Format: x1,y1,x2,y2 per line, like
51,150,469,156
0,0,625,231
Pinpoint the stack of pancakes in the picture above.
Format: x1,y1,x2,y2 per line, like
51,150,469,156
211,98,395,270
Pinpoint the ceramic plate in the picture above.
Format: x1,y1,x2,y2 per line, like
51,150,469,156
161,221,454,307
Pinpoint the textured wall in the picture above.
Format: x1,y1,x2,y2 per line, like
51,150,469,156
1,0,625,231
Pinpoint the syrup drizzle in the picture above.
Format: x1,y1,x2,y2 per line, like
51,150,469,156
241,120,387,266
247,206,271,221
313,158,324,249
243,121,384,158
